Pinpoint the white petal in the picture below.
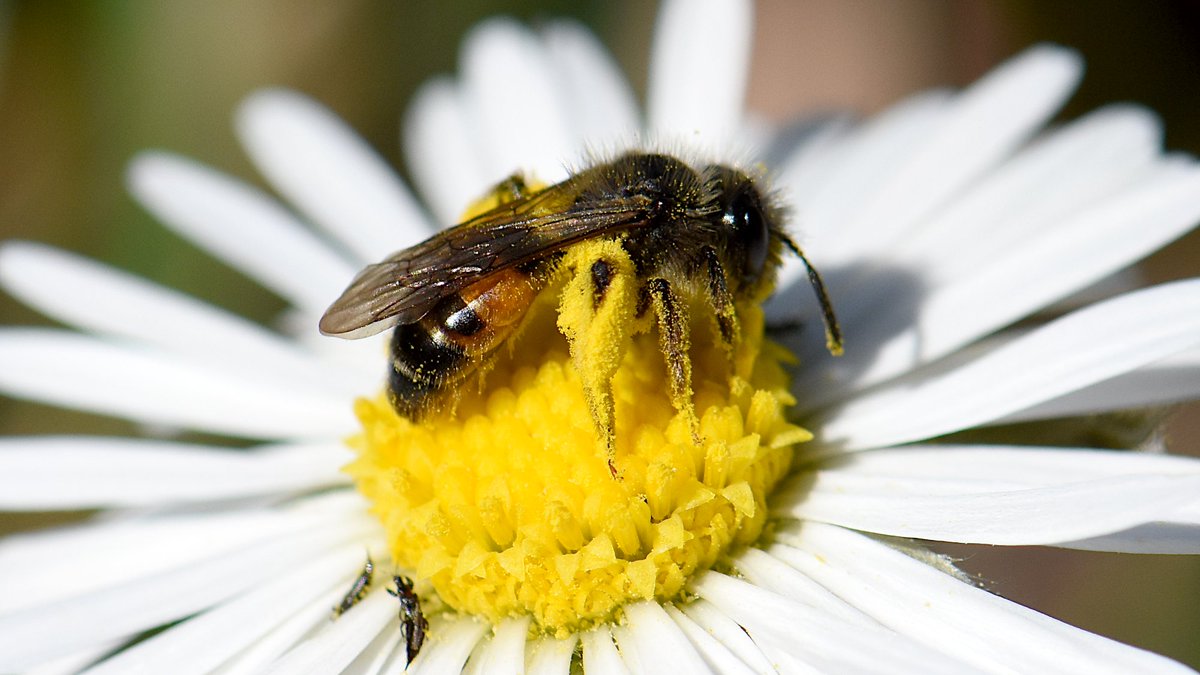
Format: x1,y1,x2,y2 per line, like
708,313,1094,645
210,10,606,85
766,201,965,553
581,626,630,675
461,637,490,675
83,546,365,675
464,616,528,675
0,329,355,440
460,18,578,185
404,616,489,675
790,108,1175,396
0,518,374,672
26,643,121,675
647,0,751,148
525,634,577,675
770,114,857,212
127,152,357,315
0,242,362,396
617,602,711,674
0,437,349,510
691,571,974,673
895,105,1163,286
0,494,368,613
342,629,404,675
778,523,1192,673
1004,346,1200,422
781,90,951,253
404,78,489,227
819,279,1200,450
818,45,1082,267
678,600,779,675
541,20,639,146
262,583,395,675
822,104,1163,331
237,89,435,262
211,581,355,675
777,465,1200,547
813,160,1200,402
279,305,387,384
664,605,758,675
1044,267,1146,313
1061,520,1200,554
730,548,872,626
804,443,1200,485
608,624,644,674
768,93,948,320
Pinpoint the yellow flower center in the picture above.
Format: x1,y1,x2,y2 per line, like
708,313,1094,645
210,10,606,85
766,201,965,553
344,189,810,637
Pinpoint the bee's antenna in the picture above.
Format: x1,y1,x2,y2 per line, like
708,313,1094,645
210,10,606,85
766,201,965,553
781,236,843,356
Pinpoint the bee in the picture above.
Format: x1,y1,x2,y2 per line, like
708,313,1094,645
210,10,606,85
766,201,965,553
321,152,842,467
388,575,427,665
332,556,374,618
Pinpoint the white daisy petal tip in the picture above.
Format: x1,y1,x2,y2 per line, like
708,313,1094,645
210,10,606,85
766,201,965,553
0,238,43,278
1017,42,1084,78
538,18,640,142
458,13,579,184
234,87,311,144
125,149,191,198
979,43,1083,107
0,241,65,318
122,148,361,315
648,0,753,147
460,14,528,51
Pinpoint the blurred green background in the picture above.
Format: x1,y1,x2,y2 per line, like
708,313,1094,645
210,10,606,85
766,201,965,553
0,0,1197,667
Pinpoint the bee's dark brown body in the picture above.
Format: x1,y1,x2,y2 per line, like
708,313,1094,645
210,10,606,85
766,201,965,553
320,152,841,423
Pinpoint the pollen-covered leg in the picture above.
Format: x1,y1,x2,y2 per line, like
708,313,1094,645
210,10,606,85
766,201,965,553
491,173,532,204
458,172,537,220
556,240,639,473
645,277,700,442
701,246,739,353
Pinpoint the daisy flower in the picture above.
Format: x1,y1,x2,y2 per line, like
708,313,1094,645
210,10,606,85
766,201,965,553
3,0,1200,672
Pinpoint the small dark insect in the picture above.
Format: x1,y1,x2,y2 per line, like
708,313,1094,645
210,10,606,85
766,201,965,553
332,556,375,618
321,152,842,467
388,575,428,665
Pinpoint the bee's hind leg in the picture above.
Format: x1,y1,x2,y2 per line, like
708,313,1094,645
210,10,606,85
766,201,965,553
557,241,640,477
588,257,619,476
644,278,700,444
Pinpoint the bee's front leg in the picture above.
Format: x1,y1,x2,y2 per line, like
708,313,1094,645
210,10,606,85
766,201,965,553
701,246,739,352
644,278,700,444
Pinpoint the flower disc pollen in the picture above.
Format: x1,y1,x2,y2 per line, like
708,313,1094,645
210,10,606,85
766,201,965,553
346,266,808,638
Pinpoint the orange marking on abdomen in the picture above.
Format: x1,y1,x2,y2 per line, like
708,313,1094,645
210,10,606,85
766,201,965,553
439,268,541,352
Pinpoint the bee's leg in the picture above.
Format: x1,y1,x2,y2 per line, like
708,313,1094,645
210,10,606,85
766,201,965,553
589,258,618,476
701,246,738,351
588,258,612,307
645,278,700,443
557,241,639,477
492,173,531,204
460,173,534,221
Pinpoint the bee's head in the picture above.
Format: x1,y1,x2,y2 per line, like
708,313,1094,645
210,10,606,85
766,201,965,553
705,165,784,295
705,164,844,356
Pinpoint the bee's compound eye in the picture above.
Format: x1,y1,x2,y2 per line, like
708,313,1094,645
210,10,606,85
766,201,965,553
724,190,770,284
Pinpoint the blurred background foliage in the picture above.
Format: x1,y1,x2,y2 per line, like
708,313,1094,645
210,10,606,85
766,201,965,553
0,0,1197,667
